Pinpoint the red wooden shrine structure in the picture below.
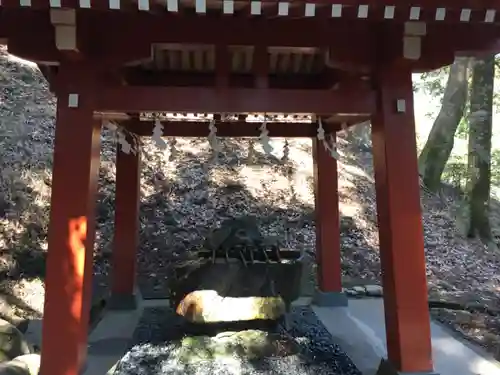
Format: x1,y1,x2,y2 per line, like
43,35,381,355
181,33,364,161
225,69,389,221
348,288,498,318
1,1,500,375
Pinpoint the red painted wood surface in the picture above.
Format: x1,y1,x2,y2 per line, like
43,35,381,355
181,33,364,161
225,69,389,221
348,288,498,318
1,10,499,73
40,64,101,375
371,62,433,372
111,139,141,297
313,136,342,293
93,86,375,114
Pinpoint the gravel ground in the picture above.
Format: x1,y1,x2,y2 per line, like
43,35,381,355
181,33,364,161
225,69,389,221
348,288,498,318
113,306,361,375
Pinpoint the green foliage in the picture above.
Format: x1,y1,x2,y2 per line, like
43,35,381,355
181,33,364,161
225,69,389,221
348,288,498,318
415,66,453,119
418,56,500,196
417,66,450,99
439,144,500,196
456,111,469,140
441,155,468,193
491,149,500,186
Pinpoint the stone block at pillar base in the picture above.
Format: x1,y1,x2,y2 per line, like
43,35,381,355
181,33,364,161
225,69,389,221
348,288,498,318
312,290,348,307
108,292,138,311
376,359,439,375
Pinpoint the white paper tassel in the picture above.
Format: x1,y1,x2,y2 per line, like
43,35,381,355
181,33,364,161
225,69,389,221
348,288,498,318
104,121,118,132
317,118,326,141
317,118,339,160
208,119,222,154
259,120,273,155
327,133,340,160
152,118,167,150
281,139,290,162
117,129,132,154
168,137,178,162
116,127,139,155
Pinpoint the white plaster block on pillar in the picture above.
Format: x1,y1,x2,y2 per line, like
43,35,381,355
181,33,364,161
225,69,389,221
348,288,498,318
68,94,79,109
50,9,78,51
403,21,426,61
396,99,406,113
403,36,421,60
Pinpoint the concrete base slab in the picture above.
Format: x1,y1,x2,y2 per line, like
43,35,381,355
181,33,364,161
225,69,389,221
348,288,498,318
312,290,348,307
140,298,171,308
83,308,143,375
313,299,500,375
313,305,384,375
108,293,138,311
291,297,312,307
376,359,438,375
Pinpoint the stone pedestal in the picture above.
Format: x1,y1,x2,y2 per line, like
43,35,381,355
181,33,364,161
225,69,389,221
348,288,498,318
170,258,303,323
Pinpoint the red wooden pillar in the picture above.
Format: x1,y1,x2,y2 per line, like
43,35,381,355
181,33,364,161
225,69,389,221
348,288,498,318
311,135,347,307
40,64,101,375
109,136,141,310
371,62,435,374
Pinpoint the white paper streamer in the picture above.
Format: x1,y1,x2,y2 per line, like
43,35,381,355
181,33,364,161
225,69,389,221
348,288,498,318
152,118,167,150
317,118,339,160
281,139,290,162
117,129,132,154
208,119,222,154
259,120,273,155
168,137,178,162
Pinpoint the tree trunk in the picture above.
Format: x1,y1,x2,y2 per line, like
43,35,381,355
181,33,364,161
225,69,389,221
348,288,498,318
466,55,495,241
418,57,471,192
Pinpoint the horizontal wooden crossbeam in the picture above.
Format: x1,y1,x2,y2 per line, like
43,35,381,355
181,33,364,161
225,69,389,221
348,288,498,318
93,85,375,114
121,119,344,137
